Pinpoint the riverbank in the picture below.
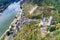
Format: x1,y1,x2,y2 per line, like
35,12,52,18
1,0,23,38
0,1,21,38
0,0,28,39
0,10,21,40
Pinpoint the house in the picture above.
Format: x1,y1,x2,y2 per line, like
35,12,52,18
39,16,53,26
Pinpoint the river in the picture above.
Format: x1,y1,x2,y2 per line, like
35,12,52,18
0,0,22,37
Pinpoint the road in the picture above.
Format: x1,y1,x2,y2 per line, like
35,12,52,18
5,16,39,40
5,6,39,40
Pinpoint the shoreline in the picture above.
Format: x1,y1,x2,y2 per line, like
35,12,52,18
0,10,21,39
0,0,25,39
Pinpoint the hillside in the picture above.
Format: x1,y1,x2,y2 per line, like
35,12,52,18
1,0,60,40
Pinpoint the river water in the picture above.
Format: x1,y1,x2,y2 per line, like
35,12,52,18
0,1,22,37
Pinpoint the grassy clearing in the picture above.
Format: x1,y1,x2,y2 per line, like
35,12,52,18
23,3,42,19
12,21,42,40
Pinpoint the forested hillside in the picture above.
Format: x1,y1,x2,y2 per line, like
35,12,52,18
27,0,60,11
1,0,60,40
12,0,60,40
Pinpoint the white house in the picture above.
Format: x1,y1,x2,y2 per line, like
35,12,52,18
39,16,53,26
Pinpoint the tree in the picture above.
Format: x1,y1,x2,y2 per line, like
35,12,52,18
27,0,44,6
